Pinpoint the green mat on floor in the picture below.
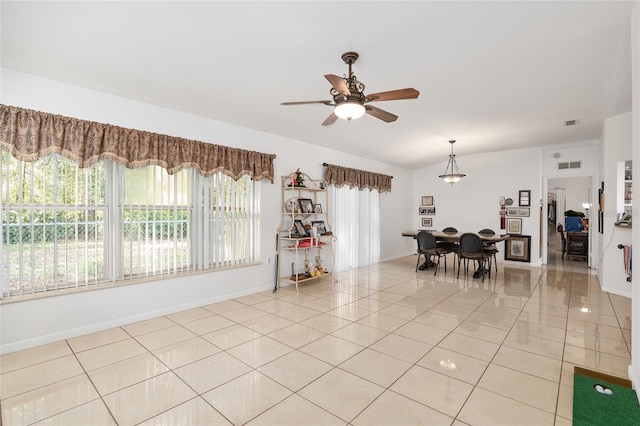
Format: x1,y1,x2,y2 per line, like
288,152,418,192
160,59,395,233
573,367,640,425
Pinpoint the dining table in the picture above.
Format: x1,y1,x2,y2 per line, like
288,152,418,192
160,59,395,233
402,230,510,243
402,230,510,276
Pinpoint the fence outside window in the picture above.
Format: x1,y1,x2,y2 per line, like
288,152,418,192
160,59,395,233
1,150,260,299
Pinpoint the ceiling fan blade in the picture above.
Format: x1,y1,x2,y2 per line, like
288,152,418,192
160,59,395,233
365,88,420,103
325,74,351,96
321,112,339,126
281,100,333,106
365,105,398,123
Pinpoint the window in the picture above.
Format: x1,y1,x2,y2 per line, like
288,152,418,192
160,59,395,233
329,185,380,272
120,165,193,279
1,149,260,298
203,171,260,268
1,152,107,297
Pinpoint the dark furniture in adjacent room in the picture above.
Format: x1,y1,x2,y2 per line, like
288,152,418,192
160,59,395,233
566,232,588,261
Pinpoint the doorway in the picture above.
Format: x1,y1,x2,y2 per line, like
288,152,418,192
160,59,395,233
547,189,564,260
545,176,592,268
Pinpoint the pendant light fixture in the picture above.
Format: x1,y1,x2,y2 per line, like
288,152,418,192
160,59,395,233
439,140,466,185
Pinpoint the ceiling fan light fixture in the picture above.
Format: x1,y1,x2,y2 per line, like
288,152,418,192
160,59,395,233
334,101,366,121
438,140,466,185
281,52,419,125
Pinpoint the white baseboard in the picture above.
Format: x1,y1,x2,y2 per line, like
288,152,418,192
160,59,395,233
0,284,273,354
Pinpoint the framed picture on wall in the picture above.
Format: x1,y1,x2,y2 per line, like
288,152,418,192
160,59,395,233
422,217,432,227
506,218,522,234
421,196,434,206
505,235,531,262
506,207,530,217
519,190,531,207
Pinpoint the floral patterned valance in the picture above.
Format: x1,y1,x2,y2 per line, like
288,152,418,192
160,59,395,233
0,104,276,182
324,163,392,192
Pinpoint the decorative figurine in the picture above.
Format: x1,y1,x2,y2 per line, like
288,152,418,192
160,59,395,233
304,254,311,275
293,169,305,187
315,255,323,273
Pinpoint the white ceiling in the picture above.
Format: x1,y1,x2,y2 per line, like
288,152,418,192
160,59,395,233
1,1,634,169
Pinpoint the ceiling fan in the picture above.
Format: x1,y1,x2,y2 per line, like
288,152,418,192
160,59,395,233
281,52,420,126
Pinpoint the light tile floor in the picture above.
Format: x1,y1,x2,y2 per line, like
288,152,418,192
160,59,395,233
1,248,632,425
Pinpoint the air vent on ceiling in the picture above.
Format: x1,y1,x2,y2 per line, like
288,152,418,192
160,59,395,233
558,161,581,170
564,119,580,126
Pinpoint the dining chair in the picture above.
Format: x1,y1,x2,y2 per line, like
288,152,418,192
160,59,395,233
478,228,499,273
558,225,567,260
437,227,459,266
457,233,491,282
415,230,448,274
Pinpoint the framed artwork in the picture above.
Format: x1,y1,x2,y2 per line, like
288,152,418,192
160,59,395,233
519,190,531,207
421,196,434,206
506,207,530,217
297,198,314,213
505,235,531,262
293,219,306,236
506,218,522,234
311,220,327,235
423,207,436,215
314,204,322,214
422,217,432,227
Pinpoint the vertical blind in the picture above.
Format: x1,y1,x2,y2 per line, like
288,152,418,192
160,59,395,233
330,185,380,272
324,163,386,273
1,152,106,296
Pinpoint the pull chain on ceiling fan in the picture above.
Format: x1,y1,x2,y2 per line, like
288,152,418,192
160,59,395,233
281,52,420,126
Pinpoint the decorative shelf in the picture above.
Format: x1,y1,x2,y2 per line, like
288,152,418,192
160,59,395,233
277,170,335,292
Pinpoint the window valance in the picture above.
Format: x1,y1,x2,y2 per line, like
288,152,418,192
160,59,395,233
0,104,276,182
324,163,392,192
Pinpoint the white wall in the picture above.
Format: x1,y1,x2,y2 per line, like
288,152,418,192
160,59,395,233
629,0,640,397
407,142,601,269
411,148,543,266
0,69,412,353
541,141,600,177
549,177,591,215
598,112,632,297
